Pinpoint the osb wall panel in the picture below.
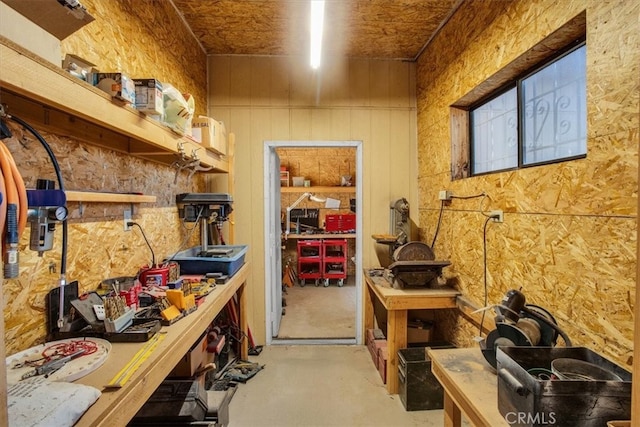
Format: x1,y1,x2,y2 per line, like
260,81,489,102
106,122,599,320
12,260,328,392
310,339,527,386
208,55,417,343
2,121,205,356
61,0,207,117
416,0,639,367
278,147,356,187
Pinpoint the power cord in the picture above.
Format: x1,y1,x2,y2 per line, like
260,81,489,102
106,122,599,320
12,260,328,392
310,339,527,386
439,190,502,337
430,200,445,249
127,221,156,267
432,191,488,249
163,208,204,264
479,216,492,337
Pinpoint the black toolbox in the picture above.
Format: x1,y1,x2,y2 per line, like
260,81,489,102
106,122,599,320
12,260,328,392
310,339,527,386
132,379,207,424
496,346,631,427
398,343,454,411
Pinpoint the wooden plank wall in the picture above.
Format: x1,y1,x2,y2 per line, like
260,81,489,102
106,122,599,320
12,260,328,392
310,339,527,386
416,0,639,369
207,55,417,343
2,0,208,355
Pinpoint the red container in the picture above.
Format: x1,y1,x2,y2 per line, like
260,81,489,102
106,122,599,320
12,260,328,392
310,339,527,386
119,287,138,310
139,264,171,287
325,214,356,232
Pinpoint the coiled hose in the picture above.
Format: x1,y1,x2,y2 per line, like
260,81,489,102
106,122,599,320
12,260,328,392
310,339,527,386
0,139,28,278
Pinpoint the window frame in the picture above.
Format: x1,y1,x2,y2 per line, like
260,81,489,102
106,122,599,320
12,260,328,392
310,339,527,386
468,39,587,177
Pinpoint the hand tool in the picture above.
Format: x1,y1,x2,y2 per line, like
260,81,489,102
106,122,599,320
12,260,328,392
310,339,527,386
21,349,85,380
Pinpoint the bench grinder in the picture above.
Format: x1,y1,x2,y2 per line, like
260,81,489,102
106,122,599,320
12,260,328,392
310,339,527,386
480,289,572,368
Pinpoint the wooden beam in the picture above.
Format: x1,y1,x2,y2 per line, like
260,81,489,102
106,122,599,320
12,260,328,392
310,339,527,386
456,295,495,336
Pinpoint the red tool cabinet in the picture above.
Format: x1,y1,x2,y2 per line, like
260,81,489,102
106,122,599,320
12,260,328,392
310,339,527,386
322,239,347,287
296,238,347,287
297,240,323,287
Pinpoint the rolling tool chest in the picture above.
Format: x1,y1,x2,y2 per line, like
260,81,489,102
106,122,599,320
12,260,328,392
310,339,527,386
297,240,323,286
322,239,347,287
296,239,347,287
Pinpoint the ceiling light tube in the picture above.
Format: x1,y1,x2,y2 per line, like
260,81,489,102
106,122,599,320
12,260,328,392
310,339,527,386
310,0,325,69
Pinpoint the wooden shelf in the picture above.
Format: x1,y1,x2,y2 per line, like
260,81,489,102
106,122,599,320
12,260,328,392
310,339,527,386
65,191,156,204
0,36,228,172
281,186,355,193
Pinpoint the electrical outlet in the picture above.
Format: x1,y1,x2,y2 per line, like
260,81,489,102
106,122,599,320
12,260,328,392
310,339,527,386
438,190,453,201
490,210,504,223
123,208,132,231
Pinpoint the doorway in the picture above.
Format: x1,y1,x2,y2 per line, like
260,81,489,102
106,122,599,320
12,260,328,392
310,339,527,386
263,141,363,346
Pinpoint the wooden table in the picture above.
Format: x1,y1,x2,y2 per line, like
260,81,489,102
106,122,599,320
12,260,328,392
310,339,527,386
428,347,508,427
363,270,459,394
73,263,250,427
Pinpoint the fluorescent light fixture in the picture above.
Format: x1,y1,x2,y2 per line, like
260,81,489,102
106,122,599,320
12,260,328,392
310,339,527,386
310,0,325,69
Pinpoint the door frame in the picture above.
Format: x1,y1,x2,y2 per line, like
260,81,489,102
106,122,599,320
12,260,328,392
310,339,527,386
263,140,364,346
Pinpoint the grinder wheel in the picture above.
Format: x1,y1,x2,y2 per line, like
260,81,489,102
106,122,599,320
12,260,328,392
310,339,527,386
392,241,435,262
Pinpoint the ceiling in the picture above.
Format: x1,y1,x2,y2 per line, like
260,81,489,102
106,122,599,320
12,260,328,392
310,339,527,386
172,0,461,60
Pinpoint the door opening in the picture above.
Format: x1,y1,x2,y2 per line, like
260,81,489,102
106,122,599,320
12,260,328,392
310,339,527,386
264,141,363,346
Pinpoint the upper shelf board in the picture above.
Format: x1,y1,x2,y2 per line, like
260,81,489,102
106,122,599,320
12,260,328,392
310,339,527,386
0,36,228,172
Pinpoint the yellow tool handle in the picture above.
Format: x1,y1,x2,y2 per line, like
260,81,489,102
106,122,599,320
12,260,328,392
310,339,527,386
105,332,166,389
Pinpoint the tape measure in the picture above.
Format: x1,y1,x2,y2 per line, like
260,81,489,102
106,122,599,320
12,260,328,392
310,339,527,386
105,332,166,389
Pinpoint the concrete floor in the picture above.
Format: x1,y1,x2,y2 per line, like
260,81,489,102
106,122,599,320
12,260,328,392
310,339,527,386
277,279,356,339
228,345,447,427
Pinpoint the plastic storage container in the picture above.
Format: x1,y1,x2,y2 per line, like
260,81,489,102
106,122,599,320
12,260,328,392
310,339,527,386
398,343,455,411
169,245,247,276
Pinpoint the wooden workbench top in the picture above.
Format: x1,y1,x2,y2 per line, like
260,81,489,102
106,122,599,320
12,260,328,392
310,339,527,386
363,270,459,310
428,347,508,427
73,263,250,427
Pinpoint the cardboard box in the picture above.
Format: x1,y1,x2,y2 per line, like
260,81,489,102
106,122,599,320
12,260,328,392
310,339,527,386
169,333,208,377
62,54,98,82
192,116,227,155
91,72,135,105
407,319,433,344
134,78,163,115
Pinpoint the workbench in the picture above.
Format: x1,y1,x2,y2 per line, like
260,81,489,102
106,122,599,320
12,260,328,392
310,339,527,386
427,347,508,427
363,270,459,394
73,262,250,427
286,233,356,239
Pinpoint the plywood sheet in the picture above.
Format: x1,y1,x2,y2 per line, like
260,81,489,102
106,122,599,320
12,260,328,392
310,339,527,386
415,0,639,369
172,0,459,59
2,122,205,356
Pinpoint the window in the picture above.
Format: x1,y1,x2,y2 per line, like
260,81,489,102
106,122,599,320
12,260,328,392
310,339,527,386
469,43,586,175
